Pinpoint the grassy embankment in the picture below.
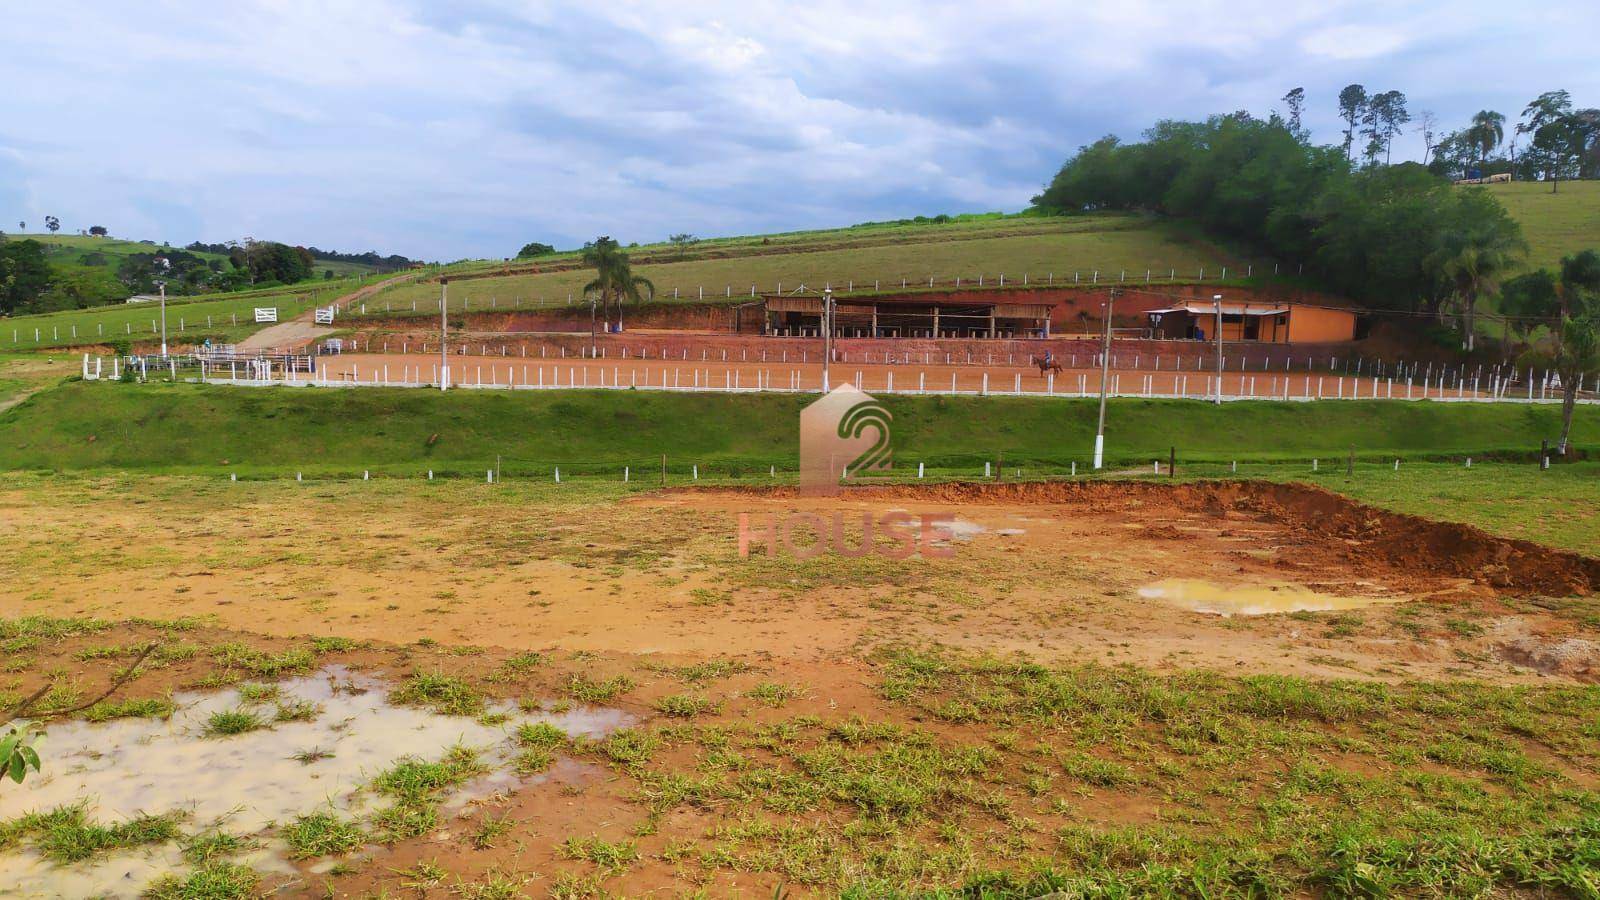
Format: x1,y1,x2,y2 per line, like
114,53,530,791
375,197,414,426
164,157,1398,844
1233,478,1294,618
0,379,1590,475
356,214,1253,319
0,278,371,350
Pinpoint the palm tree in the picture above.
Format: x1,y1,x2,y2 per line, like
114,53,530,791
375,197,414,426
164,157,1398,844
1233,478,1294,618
1466,111,1504,170
581,236,654,333
1430,200,1526,351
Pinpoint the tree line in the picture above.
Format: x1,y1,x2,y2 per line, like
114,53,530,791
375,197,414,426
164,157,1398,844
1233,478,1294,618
1031,108,1525,318
1032,89,1597,317
185,241,416,272
1426,91,1600,186
0,237,340,316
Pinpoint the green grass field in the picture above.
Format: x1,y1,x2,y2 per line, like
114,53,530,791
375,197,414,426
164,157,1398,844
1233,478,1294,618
7,233,231,267
1286,459,1600,555
1481,180,1600,273
368,215,1251,315
1,380,1588,476
450,211,1122,272
0,279,369,349
8,233,380,278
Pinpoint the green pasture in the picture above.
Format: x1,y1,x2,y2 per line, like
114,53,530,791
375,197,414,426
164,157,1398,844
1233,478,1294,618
371,216,1252,315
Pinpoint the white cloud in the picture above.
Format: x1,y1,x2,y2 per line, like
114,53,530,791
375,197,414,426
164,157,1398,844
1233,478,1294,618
1299,24,1409,61
0,0,1594,258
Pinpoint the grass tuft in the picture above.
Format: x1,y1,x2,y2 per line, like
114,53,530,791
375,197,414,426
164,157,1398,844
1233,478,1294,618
390,672,485,717
281,811,365,858
203,707,265,737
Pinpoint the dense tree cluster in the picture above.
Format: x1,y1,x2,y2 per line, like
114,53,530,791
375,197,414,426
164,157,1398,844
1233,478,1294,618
1032,110,1523,317
186,241,415,272
1032,87,1599,451
229,241,315,286
302,247,415,270
0,240,53,315
516,242,557,259
116,249,226,295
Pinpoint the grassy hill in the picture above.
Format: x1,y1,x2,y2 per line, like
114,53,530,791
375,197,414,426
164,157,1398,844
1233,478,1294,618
2,232,383,319
10,233,231,266
0,380,1585,475
10,233,381,277
367,213,1256,315
1480,180,1600,273
1,278,367,350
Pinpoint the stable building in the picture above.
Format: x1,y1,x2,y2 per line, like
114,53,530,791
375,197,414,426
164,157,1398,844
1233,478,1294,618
1144,301,1357,344
762,295,1053,339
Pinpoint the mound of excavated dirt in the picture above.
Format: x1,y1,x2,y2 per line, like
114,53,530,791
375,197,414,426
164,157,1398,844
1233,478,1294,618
679,480,1600,598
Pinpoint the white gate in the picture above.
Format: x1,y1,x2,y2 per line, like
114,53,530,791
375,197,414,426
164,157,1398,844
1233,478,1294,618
314,306,335,325
253,307,278,323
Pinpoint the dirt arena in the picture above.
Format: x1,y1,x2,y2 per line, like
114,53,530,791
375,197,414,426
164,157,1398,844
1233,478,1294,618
296,351,1487,401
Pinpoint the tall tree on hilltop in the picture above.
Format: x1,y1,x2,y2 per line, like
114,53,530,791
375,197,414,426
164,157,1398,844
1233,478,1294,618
1519,90,1583,192
1419,110,1438,166
1281,87,1307,140
581,236,654,332
1577,108,1600,179
1337,84,1368,161
1366,90,1409,165
1466,110,1505,169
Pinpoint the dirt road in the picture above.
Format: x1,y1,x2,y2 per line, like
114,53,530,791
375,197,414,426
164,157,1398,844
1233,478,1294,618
236,271,426,351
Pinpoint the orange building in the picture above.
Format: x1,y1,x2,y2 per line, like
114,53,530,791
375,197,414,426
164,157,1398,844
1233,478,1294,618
1145,301,1357,344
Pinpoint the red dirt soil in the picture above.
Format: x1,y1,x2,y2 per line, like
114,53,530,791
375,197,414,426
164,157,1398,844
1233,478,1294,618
814,480,1600,596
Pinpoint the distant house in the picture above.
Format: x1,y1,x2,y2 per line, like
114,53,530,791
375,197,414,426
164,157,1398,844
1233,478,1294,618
1146,302,1358,343
125,294,162,304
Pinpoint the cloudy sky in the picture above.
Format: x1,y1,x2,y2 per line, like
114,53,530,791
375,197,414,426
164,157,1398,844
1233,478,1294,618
2,1,1594,260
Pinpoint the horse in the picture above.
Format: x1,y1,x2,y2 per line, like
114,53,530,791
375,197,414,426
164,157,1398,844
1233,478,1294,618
1031,354,1063,376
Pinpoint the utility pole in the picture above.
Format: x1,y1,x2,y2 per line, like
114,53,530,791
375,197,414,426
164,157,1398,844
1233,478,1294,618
158,281,168,358
1214,293,1224,404
439,279,449,392
823,287,834,390
589,294,597,359
1094,288,1118,469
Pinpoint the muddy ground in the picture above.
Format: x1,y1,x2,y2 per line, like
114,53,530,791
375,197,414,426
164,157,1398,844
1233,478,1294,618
2,477,1598,896
4,478,1593,683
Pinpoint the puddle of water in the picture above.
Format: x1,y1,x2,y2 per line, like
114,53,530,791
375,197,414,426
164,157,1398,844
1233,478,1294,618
0,666,634,898
941,519,987,541
1138,578,1400,617
0,844,290,900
